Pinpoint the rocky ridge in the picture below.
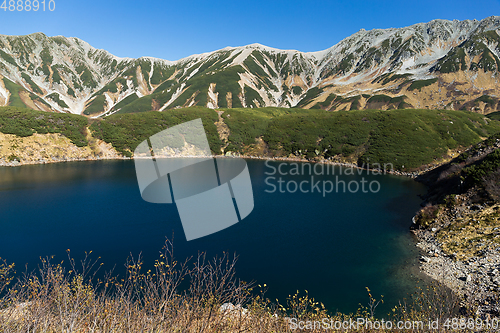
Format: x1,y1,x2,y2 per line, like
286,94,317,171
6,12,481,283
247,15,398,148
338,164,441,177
0,17,499,115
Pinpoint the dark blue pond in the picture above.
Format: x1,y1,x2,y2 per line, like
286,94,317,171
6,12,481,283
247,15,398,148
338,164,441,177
0,159,429,315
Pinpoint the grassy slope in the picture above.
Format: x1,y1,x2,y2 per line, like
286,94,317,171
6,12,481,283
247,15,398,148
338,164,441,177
487,111,500,121
220,108,500,170
0,106,88,146
1,106,499,171
90,106,222,157
2,78,29,108
219,107,312,152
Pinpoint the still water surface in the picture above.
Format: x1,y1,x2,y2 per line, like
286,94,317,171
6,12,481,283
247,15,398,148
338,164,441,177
0,159,429,314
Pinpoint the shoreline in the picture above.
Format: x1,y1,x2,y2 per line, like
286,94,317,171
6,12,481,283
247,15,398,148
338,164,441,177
219,154,444,178
0,155,132,167
412,228,500,315
0,153,442,179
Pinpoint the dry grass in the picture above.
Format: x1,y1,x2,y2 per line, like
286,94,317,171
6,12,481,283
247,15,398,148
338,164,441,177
0,240,492,332
438,204,500,260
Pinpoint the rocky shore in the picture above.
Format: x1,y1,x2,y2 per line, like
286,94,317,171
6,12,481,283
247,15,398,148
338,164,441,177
221,152,437,178
0,155,131,167
411,195,500,316
413,227,500,315
405,135,500,316
0,132,125,167
1,141,439,179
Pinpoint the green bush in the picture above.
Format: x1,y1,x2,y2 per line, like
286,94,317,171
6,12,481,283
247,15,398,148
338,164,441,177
0,49,17,66
90,107,222,156
0,106,88,146
408,78,438,91
21,73,43,94
487,111,500,121
367,95,392,103
435,48,466,73
7,154,20,162
84,95,107,116
264,109,500,169
47,93,69,109
464,149,500,184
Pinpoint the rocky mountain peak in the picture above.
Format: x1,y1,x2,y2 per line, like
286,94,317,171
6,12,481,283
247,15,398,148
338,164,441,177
0,17,498,115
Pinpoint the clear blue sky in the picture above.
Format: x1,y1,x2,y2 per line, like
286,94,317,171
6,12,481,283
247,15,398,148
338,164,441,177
0,0,498,61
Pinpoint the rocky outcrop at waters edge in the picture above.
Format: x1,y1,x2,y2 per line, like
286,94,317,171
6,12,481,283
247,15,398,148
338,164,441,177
411,136,500,316
0,132,124,167
413,226,500,316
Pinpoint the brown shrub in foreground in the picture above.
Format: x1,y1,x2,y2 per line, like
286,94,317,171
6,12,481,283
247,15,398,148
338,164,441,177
0,240,492,332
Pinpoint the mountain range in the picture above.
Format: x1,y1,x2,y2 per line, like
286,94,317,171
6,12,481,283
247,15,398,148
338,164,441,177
0,16,499,116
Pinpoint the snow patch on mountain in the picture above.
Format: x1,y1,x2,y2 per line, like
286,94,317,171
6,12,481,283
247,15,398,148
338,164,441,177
0,79,9,106
207,83,218,109
63,96,85,115
0,17,500,114
159,83,186,111
138,56,175,67
231,48,253,66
